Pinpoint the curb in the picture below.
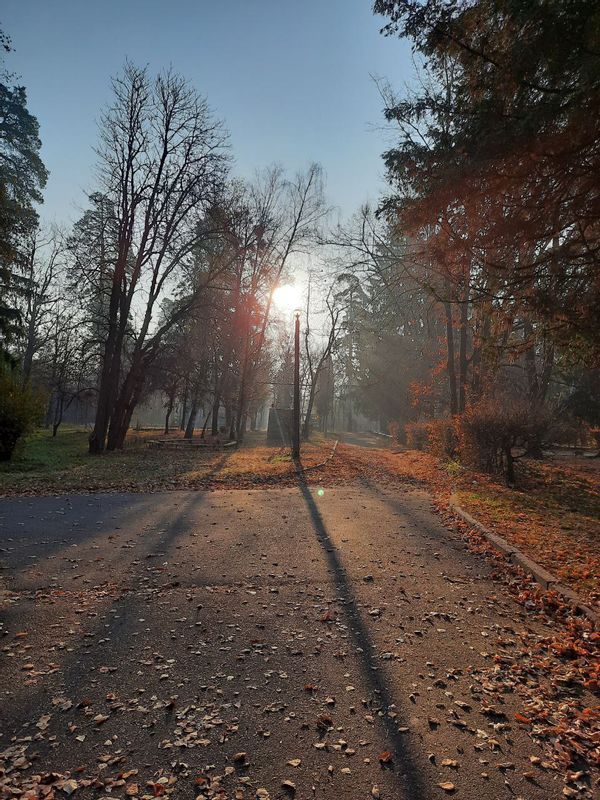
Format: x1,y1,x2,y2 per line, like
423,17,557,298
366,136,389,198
449,494,599,627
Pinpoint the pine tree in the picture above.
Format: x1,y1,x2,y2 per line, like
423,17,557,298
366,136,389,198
0,27,48,363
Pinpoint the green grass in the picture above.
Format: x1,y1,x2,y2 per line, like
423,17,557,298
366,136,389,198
0,428,90,474
0,427,219,494
0,427,334,495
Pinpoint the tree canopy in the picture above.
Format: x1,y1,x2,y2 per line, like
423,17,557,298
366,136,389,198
0,28,48,359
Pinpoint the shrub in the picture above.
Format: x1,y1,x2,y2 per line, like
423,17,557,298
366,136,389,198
405,418,458,459
0,371,45,461
549,415,590,449
405,421,429,450
424,418,458,460
388,420,406,444
458,395,552,483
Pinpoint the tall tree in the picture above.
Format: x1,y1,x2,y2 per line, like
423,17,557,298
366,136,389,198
200,165,326,442
18,227,64,382
0,27,48,361
375,0,600,357
302,281,343,439
87,62,229,453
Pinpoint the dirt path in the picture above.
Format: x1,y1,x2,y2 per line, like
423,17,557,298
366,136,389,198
2,477,594,799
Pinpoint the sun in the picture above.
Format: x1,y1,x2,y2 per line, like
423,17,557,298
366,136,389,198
272,284,301,313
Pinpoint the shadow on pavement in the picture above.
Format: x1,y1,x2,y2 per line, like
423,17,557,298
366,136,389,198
294,461,426,800
0,451,235,578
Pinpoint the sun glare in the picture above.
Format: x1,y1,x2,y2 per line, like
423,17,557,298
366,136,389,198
272,284,301,313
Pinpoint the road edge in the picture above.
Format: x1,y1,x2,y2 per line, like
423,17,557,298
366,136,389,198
449,493,599,627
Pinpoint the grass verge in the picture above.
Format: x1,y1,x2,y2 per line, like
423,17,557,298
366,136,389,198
451,456,599,610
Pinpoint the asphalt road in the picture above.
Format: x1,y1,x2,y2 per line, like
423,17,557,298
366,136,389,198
0,482,569,799
336,432,392,449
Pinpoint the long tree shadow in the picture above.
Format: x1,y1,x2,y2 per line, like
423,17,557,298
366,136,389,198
0,451,235,582
1,453,235,722
294,461,427,800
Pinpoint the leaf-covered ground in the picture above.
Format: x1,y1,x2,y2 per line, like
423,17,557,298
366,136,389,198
0,431,598,798
1,486,598,799
451,457,600,612
1,429,598,611
0,429,336,495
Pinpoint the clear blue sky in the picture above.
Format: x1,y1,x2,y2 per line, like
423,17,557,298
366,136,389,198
3,0,412,225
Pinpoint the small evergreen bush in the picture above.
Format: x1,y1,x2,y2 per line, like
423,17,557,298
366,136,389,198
0,371,44,461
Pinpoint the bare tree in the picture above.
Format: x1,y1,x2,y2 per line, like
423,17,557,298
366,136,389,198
88,62,229,453
18,227,64,382
232,163,327,441
43,302,88,436
302,280,343,439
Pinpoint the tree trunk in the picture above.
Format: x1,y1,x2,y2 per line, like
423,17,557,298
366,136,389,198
523,320,539,402
236,411,248,441
211,396,220,435
106,367,139,450
89,268,125,454
21,315,37,384
235,318,251,443
228,406,237,441
106,345,152,451
458,297,468,413
51,392,66,437
470,309,490,400
504,445,515,484
164,400,173,435
200,409,211,438
538,343,555,404
235,391,246,442
185,398,199,440
303,383,317,440
45,392,56,429
444,301,458,415
180,379,188,431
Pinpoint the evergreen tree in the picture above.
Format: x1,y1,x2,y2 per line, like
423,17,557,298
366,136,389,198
0,27,48,362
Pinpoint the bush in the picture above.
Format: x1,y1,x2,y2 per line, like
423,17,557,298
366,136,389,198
389,419,409,444
458,395,552,483
405,421,429,450
0,371,45,461
405,418,458,459
424,418,458,460
549,415,590,449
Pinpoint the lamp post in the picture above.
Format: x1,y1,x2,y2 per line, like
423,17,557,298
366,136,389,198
292,309,301,459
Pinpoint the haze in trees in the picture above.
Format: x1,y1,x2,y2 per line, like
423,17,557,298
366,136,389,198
1,6,598,472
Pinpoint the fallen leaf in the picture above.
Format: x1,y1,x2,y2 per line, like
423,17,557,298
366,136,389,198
59,779,78,796
441,759,458,768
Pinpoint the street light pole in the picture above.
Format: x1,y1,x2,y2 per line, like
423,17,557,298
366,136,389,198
292,310,301,459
